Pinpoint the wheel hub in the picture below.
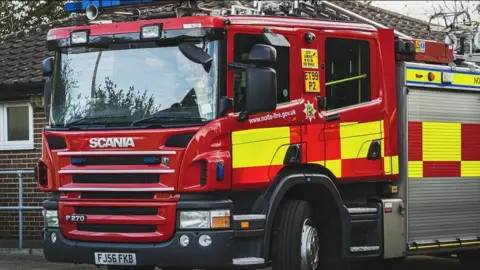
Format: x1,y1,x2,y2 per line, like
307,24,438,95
300,218,320,270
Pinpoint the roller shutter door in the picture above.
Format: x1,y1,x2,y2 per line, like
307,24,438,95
407,87,480,243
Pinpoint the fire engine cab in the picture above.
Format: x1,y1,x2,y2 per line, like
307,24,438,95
38,0,480,269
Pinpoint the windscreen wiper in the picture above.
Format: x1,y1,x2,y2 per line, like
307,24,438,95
65,115,131,127
130,115,207,127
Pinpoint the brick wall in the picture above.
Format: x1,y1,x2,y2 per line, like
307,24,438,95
0,106,47,246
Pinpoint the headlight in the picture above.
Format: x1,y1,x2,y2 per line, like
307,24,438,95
179,209,230,229
42,210,59,228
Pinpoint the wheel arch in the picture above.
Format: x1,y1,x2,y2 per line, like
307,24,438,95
255,164,351,263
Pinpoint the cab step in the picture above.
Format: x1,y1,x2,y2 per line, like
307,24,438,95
346,203,382,260
350,246,380,253
232,257,265,265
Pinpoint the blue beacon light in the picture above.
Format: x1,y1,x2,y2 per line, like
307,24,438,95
64,0,167,13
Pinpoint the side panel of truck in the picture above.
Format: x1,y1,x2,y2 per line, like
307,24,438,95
400,62,480,251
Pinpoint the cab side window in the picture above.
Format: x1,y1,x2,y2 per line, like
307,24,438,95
233,33,290,112
325,37,371,111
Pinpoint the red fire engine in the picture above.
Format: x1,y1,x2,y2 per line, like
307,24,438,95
37,0,480,269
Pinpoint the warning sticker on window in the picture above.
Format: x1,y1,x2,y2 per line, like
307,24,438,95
304,71,320,93
301,49,318,69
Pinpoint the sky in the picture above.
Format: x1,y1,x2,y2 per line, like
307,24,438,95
369,1,480,25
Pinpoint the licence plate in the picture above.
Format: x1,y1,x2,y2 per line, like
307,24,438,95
94,252,137,266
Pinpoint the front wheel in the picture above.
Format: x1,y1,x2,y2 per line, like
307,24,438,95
272,200,320,270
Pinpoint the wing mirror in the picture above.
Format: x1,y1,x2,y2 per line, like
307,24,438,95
42,57,54,77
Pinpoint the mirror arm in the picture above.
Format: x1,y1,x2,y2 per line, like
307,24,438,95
43,77,53,121
228,62,256,69
218,96,233,117
238,111,249,122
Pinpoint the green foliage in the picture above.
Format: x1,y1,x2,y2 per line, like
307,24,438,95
88,77,159,118
54,77,160,125
52,53,161,125
0,0,67,36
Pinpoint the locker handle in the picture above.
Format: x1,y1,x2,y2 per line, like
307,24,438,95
367,140,381,160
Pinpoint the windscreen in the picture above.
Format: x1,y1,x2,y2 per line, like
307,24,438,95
50,41,219,128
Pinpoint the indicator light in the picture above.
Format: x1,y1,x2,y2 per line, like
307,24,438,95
143,156,160,165
216,162,224,181
71,157,86,165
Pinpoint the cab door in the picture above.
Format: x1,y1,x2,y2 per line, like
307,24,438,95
295,29,327,171
320,31,387,181
226,26,303,189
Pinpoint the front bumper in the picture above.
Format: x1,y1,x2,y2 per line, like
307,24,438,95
43,228,238,268
42,195,266,269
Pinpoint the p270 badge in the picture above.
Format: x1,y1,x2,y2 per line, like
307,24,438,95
65,214,87,223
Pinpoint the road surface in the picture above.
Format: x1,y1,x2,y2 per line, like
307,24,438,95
0,254,462,270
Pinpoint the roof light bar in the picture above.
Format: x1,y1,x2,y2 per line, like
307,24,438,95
64,0,166,13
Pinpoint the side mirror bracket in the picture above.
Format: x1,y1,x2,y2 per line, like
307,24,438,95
44,78,52,120
218,96,233,117
262,28,290,48
41,57,54,120
238,111,249,122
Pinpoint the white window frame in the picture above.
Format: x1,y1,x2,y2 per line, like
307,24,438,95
0,102,34,151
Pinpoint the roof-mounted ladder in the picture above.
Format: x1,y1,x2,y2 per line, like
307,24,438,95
65,0,411,38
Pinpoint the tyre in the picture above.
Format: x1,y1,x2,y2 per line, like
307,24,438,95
458,250,480,270
272,200,320,270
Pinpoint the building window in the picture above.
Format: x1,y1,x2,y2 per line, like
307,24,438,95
0,103,34,150
233,33,290,112
325,37,371,111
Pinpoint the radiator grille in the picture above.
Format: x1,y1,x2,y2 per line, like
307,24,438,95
72,174,159,184
75,207,158,215
81,192,155,200
77,224,157,233
72,156,160,166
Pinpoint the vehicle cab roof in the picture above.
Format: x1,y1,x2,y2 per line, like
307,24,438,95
47,14,378,39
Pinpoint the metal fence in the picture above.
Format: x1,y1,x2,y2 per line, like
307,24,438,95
0,170,42,249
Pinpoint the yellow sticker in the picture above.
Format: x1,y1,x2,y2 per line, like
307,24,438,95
304,71,320,93
415,40,425,53
301,49,318,69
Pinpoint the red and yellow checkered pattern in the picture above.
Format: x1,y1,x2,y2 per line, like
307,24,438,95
307,120,398,179
408,121,480,177
231,119,399,184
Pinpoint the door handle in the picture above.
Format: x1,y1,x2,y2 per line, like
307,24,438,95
316,95,326,110
367,140,381,160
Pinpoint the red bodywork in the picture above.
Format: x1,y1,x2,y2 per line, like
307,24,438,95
39,15,447,243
